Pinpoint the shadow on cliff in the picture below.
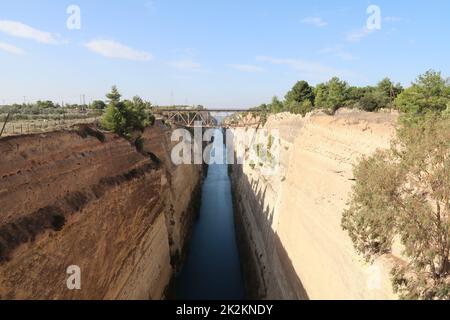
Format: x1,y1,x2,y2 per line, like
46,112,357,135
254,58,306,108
230,164,309,300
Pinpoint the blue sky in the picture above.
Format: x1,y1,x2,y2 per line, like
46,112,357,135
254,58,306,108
0,0,449,107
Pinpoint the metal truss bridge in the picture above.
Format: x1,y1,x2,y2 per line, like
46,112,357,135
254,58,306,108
151,108,262,128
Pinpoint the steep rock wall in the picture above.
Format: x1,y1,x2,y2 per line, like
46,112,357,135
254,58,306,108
230,109,399,300
0,123,202,299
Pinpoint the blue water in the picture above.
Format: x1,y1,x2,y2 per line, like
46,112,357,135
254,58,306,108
176,146,245,300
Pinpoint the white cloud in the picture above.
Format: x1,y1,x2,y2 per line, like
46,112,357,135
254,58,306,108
346,27,375,42
0,42,25,55
168,59,203,71
256,55,356,81
0,20,61,44
301,17,328,28
227,64,264,73
319,46,357,61
85,40,152,61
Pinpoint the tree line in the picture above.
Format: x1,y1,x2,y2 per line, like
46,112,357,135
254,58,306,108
0,100,109,116
254,70,450,116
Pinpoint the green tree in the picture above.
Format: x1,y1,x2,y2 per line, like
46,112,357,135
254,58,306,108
346,86,370,108
314,77,348,113
36,100,56,109
377,78,404,106
357,89,390,112
285,80,315,105
101,87,150,137
342,115,450,299
395,70,450,114
314,83,328,109
101,103,128,136
106,85,121,104
327,77,348,112
126,96,154,129
91,100,106,110
269,96,284,113
287,100,313,116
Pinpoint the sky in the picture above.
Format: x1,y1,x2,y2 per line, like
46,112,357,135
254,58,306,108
0,0,449,108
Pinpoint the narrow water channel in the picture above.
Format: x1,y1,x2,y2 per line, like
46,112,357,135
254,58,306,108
176,143,245,300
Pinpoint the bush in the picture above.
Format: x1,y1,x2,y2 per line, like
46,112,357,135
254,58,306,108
342,115,450,299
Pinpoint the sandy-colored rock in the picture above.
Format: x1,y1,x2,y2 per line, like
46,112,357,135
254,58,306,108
230,109,400,300
0,122,202,300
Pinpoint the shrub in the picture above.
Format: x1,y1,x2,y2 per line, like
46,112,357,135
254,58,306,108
342,114,450,299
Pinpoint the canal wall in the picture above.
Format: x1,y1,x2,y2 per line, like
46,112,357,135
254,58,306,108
0,122,203,299
230,109,400,299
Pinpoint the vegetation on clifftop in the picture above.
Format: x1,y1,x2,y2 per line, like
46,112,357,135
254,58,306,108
100,86,155,138
253,70,450,118
342,113,450,299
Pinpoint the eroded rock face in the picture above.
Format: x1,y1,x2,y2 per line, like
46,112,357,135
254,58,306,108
0,123,202,300
230,109,400,300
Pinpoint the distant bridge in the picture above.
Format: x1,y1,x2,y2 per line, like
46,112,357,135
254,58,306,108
151,108,262,128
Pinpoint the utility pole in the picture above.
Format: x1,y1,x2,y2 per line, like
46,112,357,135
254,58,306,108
79,94,86,111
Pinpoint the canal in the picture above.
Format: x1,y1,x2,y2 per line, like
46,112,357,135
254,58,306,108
175,142,245,300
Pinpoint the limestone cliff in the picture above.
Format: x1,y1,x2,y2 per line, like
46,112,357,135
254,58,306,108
230,109,400,300
0,122,202,300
